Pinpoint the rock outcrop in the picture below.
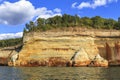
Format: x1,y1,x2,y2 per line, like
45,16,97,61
88,54,108,67
9,31,109,67
8,53,19,66
96,38,120,66
70,48,91,67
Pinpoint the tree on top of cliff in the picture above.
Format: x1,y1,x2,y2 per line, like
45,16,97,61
0,38,23,48
115,17,120,30
24,14,119,33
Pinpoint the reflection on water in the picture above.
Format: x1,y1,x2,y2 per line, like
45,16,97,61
0,66,120,80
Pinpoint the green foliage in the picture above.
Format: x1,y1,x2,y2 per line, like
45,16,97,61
104,19,116,29
80,17,92,27
113,17,120,30
91,16,105,29
24,14,119,33
118,17,120,23
0,38,23,48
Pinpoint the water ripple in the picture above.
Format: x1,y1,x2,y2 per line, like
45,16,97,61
0,67,120,80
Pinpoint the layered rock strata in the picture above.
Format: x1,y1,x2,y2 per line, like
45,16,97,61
109,42,120,66
96,39,120,66
9,31,109,67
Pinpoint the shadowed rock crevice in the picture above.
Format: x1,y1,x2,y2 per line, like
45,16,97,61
115,42,120,61
106,42,112,62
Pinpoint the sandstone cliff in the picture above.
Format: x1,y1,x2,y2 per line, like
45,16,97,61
11,30,120,67
95,37,120,66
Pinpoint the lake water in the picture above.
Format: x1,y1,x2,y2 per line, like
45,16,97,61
0,66,120,80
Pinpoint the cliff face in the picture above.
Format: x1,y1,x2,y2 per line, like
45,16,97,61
0,48,18,65
13,31,111,67
95,37,120,66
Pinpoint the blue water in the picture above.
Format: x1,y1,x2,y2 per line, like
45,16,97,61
0,66,120,80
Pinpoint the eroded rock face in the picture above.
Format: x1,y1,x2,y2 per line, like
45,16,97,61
104,41,120,66
11,57,68,67
12,32,108,67
95,37,120,66
106,42,112,61
115,42,120,61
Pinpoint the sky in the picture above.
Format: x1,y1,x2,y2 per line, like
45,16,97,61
0,0,120,40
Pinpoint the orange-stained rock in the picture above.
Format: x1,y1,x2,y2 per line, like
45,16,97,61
73,61,91,67
1,31,120,67
47,57,68,67
13,57,69,67
0,57,8,66
115,42,120,61
93,60,108,67
8,61,13,66
106,42,112,61
89,54,108,67
15,31,99,67
14,31,111,67
20,60,28,66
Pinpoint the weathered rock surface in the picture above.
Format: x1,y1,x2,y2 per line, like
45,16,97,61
110,42,120,65
9,31,109,67
5,30,120,67
90,54,108,67
106,42,112,61
96,38,120,66
115,42,120,61
70,48,91,67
